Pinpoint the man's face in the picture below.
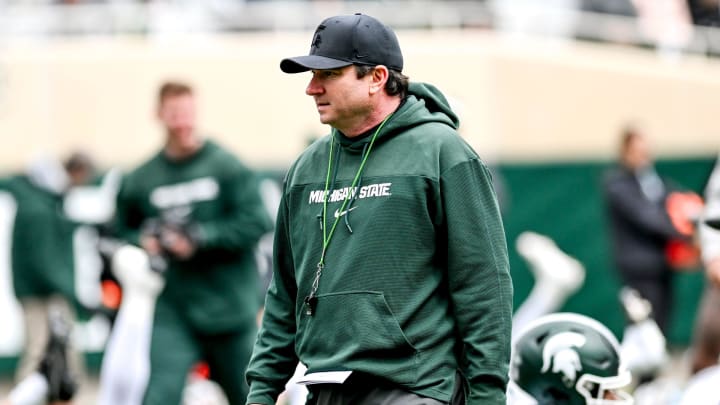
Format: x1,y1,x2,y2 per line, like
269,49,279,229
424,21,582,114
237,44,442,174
157,93,196,145
305,65,374,131
67,167,92,187
623,134,652,170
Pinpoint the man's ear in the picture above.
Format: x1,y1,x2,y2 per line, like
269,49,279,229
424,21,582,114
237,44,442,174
369,65,389,95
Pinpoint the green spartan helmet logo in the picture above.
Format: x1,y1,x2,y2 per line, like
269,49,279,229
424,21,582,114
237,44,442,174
540,331,587,388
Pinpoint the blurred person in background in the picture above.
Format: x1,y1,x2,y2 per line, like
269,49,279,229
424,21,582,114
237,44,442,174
687,155,720,376
0,152,97,404
245,13,512,405
112,80,271,405
673,153,720,405
699,154,720,292
603,126,690,336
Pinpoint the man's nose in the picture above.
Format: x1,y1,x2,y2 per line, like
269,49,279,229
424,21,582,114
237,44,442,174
306,77,323,96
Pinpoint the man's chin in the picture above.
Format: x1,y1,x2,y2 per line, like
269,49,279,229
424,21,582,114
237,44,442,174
170,130,195,141
317,115,334,126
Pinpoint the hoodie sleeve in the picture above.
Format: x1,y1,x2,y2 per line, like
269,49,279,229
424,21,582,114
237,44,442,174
245,191,299,405
441,158,513,403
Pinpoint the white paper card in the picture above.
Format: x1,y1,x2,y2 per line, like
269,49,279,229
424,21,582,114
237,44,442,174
295,370,353,385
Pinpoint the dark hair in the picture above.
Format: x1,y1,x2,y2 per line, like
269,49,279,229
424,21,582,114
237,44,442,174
354,65,409,98
158,81,193,106
64,151,94,174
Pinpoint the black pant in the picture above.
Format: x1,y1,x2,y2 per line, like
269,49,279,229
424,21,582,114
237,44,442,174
308,373,452,405
622,271,673,334
310,385,446,405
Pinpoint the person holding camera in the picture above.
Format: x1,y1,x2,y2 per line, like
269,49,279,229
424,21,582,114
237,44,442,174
113,81,272,405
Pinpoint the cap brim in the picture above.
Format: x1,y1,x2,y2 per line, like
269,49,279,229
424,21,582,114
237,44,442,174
280,55,353,73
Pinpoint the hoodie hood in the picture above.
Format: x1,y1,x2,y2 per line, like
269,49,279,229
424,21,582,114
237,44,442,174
336,82,460,152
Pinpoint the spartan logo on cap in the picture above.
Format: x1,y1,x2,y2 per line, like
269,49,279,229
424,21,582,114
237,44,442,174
541,332,587,388
311,25,325,52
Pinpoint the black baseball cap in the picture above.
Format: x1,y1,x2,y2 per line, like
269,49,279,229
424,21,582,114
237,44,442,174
280,13,403,74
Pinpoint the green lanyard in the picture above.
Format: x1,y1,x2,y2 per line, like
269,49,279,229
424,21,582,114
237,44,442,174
304,114,393,316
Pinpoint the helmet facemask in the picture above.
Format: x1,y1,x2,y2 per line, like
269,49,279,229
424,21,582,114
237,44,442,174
576,369,634,405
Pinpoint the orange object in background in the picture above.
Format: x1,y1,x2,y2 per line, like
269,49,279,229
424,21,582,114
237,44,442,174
665,191,704,270
101,280,122,310
666,239,700,271
191,361,211,379
666,191,704,236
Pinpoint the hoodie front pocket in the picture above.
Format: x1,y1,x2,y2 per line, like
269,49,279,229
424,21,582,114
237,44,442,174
296,291,419,385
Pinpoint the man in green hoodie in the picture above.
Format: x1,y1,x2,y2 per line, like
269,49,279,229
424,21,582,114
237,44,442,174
246,13,512,405
114,81,272,405
0,156,86,396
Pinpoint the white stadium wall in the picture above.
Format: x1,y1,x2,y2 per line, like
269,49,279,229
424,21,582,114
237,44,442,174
0,29,718,173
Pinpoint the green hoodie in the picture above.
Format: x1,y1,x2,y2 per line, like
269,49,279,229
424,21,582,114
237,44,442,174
115,140,272,332
246,83,512,404
0,175,77,302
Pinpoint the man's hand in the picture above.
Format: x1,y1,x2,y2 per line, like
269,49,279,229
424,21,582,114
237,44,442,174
160,228,197,260
140,235,162,256
706,257,720,288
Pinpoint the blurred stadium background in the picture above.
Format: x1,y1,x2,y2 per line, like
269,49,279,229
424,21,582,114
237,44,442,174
0,0,718,402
